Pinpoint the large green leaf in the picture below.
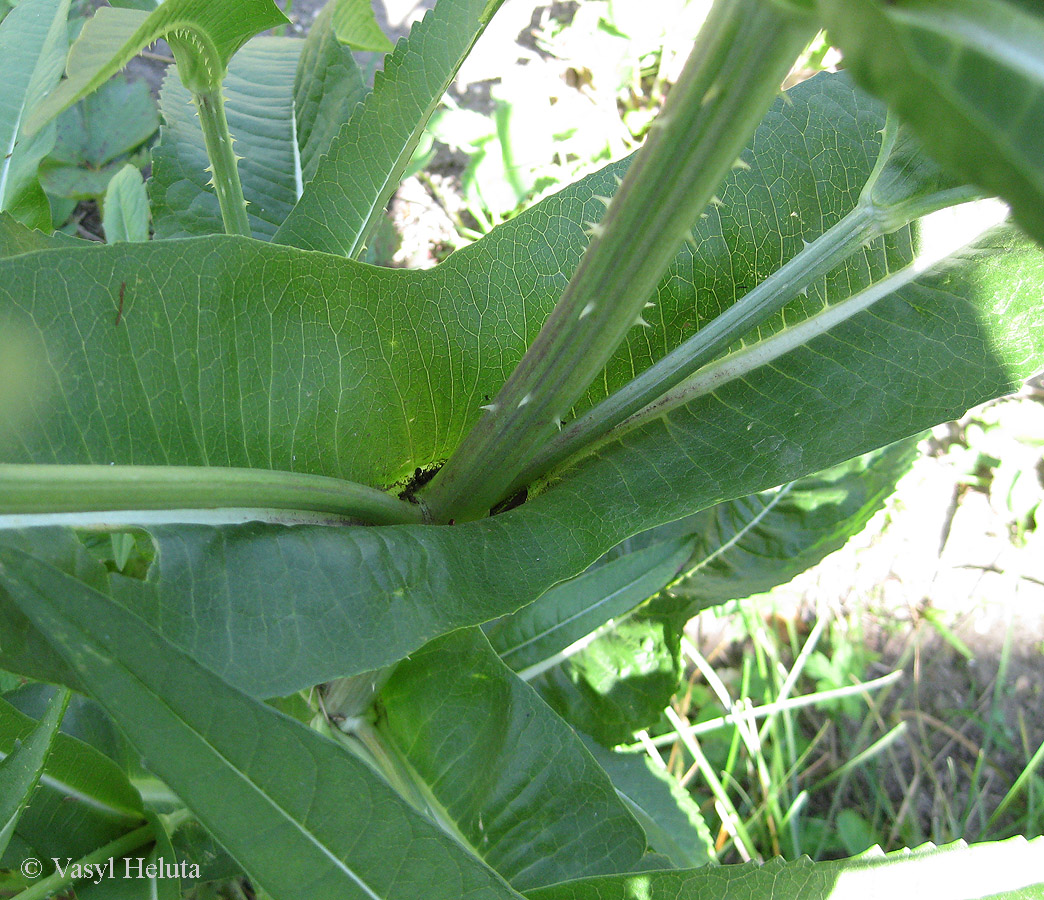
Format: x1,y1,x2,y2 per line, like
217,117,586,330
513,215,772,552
525,837,1044,900
0,686,67,856
0,0,71,229
0,210,77,257
1,217,1041,700
0,547,525,900
1,75,1043,700
273,0,506,256
0,694,145,860
377,629,650,891
26,0,288,130
0,74,901,489
150,37,302,240
818,0,1044,248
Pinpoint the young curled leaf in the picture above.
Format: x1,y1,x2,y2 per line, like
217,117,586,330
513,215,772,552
26,0,288,133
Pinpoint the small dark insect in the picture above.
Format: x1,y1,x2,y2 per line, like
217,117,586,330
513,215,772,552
114,282,126,327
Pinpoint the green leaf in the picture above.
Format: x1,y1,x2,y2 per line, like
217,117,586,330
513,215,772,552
27,0,288,131
489,435,914,681
525,837,1044,900
38,158,124,199
294,1,368,186
332,0,393,52
0,547,527,900
818,0,1044,248
0,74,891,490
103,164,149,243
48,74,158,169
73,811,183,900
274,0,507,257
4,683,142,778
487,536,696,676
513,439,917,744
377,629,649,891
0,209,78,256
533,606,684,747
0,0,71,228
2,75,1043,700
145,811,184,900
662,437,920,612
0,685,68,856
580,740,715,869
0,693,145,860
150,37,302,240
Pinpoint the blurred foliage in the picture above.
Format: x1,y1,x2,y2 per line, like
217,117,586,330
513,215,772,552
426,0,711,235
945,395,1044,545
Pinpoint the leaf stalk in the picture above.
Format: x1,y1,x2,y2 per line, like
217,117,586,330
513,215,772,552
512,119,985,491
192,89,251,236
420,0,817,522
0,465,424,526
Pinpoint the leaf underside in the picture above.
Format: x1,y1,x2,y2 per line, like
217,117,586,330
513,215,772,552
0,75,1042,699
0,548,526,900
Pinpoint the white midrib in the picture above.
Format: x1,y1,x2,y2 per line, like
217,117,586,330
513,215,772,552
635,201,1010,425
5,559,391,900
291,95,303,200
674,482,794,581
0,106,26,210
75,633,389,900
502,545,682,663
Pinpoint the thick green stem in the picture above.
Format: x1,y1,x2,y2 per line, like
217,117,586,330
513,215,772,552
511,207,878,490
14,822,154,900
420,0,816,522
511,144,983,490
193,89,251,237
0,465,425,526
